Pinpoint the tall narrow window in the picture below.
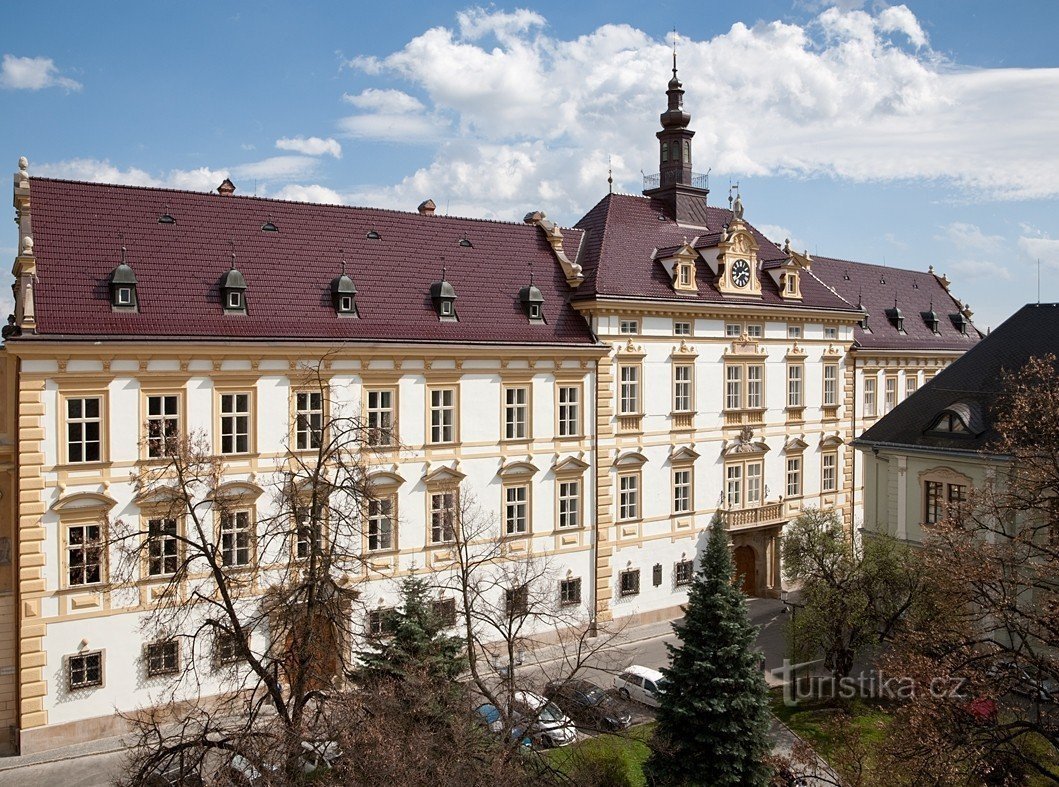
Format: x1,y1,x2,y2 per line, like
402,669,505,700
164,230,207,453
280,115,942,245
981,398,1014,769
504,386,529,440
68,523,103,586
220,393,250,455
367,497,394,551
678,264,693,287
147,517,178,577
558,480,580,529
146,394,179,458
726,464,742,508
67,396,102,463
924,480,944,524
618,474,639,521
906,376,918,399
746,462,763,505
822,452,838,492
429,388,456,444
885,377,897,414
725,365,742,410
823,364,838,407
557,385,580,437
786,457,802,497
863,378,877,417
787,365,803,408
366,389,395,447
673,364,693,412
294,501,324,560
430,491,457,544
220,510,252,566
504,485,529,535
295,391,323,451
619,365,640,415
746,365,764,409
673,469,692,514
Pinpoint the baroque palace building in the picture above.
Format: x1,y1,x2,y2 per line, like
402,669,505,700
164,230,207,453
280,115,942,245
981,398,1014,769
0,67,979,752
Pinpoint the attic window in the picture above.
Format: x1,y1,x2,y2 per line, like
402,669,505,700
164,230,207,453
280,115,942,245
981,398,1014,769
785,273,798,295
441,301,452,316
458,238,473,248
929,411,969,435
519,282,545,323
158,212,176,224
261,219,279,232
366,229,381,240
885,306,904,333
340,296,354,313
116,287,133,306
228,291,242,309
331,271,358,317
109,250,138,311
923,310,940,334
951,313,970,335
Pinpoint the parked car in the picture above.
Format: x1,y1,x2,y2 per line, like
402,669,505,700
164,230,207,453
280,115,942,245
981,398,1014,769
475,702,531,747
512,690,578,747
987,660,1059,701
226,740,342,784
543,678,632,731
613,665,667,708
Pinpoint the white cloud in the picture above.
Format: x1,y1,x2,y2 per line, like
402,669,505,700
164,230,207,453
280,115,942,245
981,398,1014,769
33,158,230,192
936,221,1005,255
271,184,345,204
1018,233,1059,270
0,54,81,91
275,136,342,158
947,259,1011,281
339,5,1059,222
754,224,807,252
935,222,1010,280
232,155,318,181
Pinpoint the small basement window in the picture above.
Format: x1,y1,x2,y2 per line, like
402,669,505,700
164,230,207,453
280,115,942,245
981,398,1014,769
69,650,103,690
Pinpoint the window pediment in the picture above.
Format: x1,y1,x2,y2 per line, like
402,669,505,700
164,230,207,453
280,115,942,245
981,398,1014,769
783,436,809,453
497,459,539,480
422,464,466,488
819,433,844,449
134,486,185,509
366,469,406,495
670,339,698,360
552,455,589,477
614,450,648,469
215,480,265,504
669,445,700,465
615,339,646,360
52,491,119,514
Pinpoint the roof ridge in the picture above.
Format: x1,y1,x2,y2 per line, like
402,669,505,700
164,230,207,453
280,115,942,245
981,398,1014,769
813,253,939,278
30,176,585,232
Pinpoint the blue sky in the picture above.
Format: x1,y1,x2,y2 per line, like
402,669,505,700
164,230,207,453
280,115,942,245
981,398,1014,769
5,1,1059,331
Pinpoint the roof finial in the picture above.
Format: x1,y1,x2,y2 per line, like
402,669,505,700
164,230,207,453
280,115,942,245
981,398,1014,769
229,238,236,269
857,287,864,308
607,156,613,194
339,248,346,274
672,27,678,78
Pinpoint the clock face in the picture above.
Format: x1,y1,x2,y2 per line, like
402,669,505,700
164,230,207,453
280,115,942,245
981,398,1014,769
731,259,752,288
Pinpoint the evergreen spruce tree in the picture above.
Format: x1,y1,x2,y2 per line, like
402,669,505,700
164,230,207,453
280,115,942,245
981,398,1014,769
645,514,773,787
356,575,466,686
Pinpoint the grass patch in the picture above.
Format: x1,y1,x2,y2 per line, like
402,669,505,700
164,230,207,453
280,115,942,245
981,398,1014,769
542,722,655,787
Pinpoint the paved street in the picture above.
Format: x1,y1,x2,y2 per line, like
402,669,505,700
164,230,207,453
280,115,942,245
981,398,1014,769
0,598,791,786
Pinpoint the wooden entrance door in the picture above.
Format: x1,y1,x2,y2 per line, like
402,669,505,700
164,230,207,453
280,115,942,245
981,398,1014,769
733,545,757,596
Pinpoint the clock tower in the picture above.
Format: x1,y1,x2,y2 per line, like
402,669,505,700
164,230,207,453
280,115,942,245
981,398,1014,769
716,194,762,298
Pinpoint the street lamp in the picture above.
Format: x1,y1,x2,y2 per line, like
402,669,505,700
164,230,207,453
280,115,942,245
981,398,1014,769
781,587,805,693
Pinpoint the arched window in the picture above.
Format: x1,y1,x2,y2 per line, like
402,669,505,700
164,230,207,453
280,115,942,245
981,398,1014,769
684,141,691,164
661,142,669,163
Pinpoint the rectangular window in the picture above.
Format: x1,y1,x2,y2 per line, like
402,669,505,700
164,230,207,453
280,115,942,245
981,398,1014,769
906,377,918,398
559,578,582,606
220,510,252,567
619,365,640,415
787,365,803,408
146,394,179,458
745,324,763,339
366,389,395,447
653,563,663,587
68,523,103,586
725,323,742,338
294,391,323,451
786,275,797,295
146,640,179,677
429,388,456,444
678,265,692,287
787,325,802,339
725,365,742,410
66,396,102,463
220,393,250,455
675,560,694,586
215,631,246,664
885,377,897,414
432,598,457,628
68,651,103,690
746,462,763,506
864,378,877,417
503,386,529,440
824,326,838,340
823,364,838,407
619,319,639,335
294,501,324,560
746,365,764,409
367,496,394,552
924,480,944,524
430,491,457,544
367,609,397,638
619,569,640,597
673,364,693,412
673,469,692,514
726,464,742,508
147,517,178,577
558,480,580,529
618,474,639,521
504,485,529,536
822,452,838,492
786,457,802,498
948,483,967,515
505,585,529,617
674,320,691,336
557,385,580,437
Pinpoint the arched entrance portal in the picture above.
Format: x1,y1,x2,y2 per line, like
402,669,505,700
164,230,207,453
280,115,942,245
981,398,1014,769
733,545,757,596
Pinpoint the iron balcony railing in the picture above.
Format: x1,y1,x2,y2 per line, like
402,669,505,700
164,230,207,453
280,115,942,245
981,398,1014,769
642,171,710,191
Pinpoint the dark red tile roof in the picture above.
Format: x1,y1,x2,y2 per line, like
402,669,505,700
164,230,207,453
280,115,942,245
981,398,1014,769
23,178,596,346
572,193,855,312
810,256,981,352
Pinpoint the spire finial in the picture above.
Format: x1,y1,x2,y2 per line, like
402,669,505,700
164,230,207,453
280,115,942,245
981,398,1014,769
672,28,678,78
339,248,346,274
607,156,613,194
229,238,236,269
858,287,864,308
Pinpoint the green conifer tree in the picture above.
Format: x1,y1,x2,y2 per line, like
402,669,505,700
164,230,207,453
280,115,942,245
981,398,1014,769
645,514,773,786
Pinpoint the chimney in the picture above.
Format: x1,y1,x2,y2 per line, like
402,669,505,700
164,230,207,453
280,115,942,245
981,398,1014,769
417,198,436,216
217,178,236,197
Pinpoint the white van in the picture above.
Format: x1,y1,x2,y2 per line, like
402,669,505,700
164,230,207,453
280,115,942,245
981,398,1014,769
613,665,667,708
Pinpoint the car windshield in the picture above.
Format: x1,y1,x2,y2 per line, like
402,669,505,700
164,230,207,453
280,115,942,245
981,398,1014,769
539,701,565,722
584,687,606,705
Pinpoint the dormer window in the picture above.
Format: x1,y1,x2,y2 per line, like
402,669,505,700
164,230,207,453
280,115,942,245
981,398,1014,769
441,301,452,317
519,282,545,323
926,401,983,437
109,250,138,312
930,412,969,434
785,273,797,295
951,313,970,335
331,271,359,317
885,306,904,333
222,265,248,314
430,275,458,322
922,309,940,334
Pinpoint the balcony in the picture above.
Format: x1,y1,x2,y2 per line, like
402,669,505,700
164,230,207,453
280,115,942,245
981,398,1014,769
719,502,786,531
642,171,710,191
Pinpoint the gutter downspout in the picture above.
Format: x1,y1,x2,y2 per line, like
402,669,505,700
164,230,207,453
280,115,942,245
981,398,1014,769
589,355,600,638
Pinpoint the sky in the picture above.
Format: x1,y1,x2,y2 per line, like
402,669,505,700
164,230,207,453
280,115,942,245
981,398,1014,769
4,1,1059,332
